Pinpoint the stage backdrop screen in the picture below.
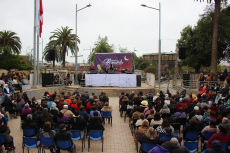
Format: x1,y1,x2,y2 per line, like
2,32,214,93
95,53,132,71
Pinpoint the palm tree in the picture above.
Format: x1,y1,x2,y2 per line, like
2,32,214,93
49,26,80,67
0,30,22,54
196,0,226,76
43,40,61,67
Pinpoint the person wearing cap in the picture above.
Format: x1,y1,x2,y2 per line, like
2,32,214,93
161,127,180,144
79,105,89,122
70,110,87,130
139,127,161,153
0,118,15,150
22,103,32,115
54,124,74,153
60,105,73,118
47,98,55,109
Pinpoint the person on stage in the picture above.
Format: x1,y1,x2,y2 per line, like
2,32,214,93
90,63,95,70
109,61,113,70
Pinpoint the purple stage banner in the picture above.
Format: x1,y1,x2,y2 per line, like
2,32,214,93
95,53,132,71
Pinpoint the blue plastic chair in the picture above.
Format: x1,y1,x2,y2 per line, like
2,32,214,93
185,131,199,141
136,134,144,153
102,112,112,127
228,130,230,134
40,137,54,153
88,130,103,152
203,132,216,140
23,137,40,153
184,141,198,153
69,130,85,152
140,143,157,152
53,129,59,133
56,140,75,151
158,133,167,139
221,142,228,150
0,135,15,153
23,128,36,137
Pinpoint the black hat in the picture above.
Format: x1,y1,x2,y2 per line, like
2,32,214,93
59,124,67,130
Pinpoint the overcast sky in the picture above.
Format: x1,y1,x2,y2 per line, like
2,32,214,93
1,0,228,64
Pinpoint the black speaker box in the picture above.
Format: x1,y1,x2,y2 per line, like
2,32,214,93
42,73,54,87
136,75,141,87
49,49,55,61
179,47,186,59
90,70,97,74
108,70,115,74
183,74,190,80
126,70,133,74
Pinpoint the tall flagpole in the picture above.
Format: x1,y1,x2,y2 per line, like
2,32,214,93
37,0,40,85
33,0,37,85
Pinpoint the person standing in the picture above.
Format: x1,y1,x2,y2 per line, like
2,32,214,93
109,61,113,70
77,72,81,85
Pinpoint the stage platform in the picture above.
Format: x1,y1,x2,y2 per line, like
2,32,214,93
65,83,155,97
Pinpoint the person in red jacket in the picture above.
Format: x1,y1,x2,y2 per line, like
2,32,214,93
209,103,218,112
206,125,230,149
199,85,206,95
64,96,72,106
180,99,188,108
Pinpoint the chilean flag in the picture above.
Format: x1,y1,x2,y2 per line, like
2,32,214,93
36,0,43,37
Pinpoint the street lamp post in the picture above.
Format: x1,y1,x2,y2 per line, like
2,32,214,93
133,47,137,70
141,2,161,89
75,4,91,85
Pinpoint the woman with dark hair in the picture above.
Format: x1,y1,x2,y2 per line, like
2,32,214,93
221,84,229,97
156,118,174,133
57,112,69,122
175,103,181,112
170,94,176,102
216,110,229,125
150,112,163,127
40,108,53,124
204,125,230,150
180,99,188,108
119,92,125,104
201,119,218,136
134,120,150,143
172,107,186,119
100,93,109,103
39,122,56,153
31,97,38,108
143,103,156,118
174,97,180,104
138,91,144,97
183,118,199,141
139,127,161,153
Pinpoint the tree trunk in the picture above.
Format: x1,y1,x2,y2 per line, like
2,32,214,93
63,47,66,67
195,67,200,73
211,0,220,77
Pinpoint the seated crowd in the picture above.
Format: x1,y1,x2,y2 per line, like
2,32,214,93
0,90,112,152
119,85,230,153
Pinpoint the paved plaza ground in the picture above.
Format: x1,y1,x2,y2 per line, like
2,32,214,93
7,97,137,153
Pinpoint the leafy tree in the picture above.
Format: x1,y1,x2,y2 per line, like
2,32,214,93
88,36,114,64
43,40,61,67
140,61,150,70
177,5,230,73
195,0,227,76
144,66,157,74
0,47,33,71
0,30,22,54
49,26,80,67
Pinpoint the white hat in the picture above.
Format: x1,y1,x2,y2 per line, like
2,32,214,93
194,106,199,111
63,105,68,109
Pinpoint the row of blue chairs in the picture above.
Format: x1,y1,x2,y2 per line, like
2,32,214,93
0,135,15,153
22,129,103,152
